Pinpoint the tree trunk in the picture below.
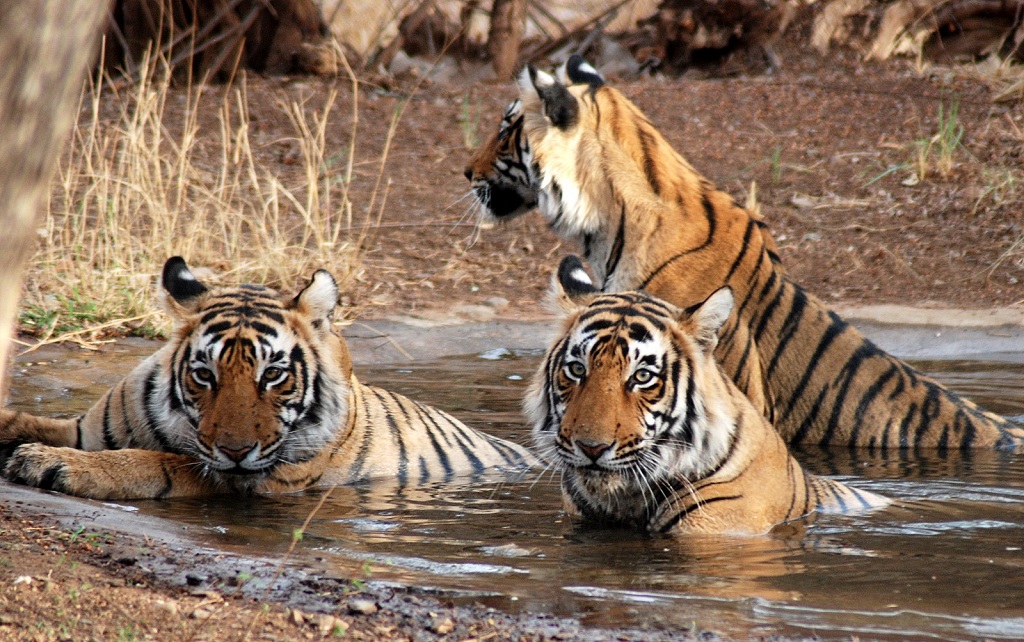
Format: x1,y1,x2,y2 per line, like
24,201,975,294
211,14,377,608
0,0,107,396
488,0,527,79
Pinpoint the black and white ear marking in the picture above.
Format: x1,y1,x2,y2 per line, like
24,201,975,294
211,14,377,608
549,255,599,315
294,269,339,329
522,65,579,130
162,256,208,305
563,54,605,87
557,255,598,298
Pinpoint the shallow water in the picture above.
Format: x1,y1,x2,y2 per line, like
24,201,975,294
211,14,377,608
6,343,1024,640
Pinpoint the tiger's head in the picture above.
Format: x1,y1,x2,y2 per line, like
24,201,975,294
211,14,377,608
160,257,352,479
463,97,538,220
526,255,737,524
465,57,605,228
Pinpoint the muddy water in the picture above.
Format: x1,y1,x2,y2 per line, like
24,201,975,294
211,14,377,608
6,342,1024,640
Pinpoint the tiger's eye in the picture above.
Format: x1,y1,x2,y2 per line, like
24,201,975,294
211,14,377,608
631,369,657,387
191,367,215,385
566,362,586,379
262,366,287,385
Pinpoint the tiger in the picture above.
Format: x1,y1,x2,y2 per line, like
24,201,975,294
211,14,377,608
527,255,887,536
466,55,1024,454
0,257,534,500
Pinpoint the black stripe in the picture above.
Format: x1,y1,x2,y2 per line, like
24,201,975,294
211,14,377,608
789,385,831,446
144,368,179,453
847,367,898,448
200,320,234,335
738,269,778,326
783,458,800,519
120,384,134,443
762,289,808,379
750,279,788,347
779,315,846,435
823,479,848,512
721,219,756,285
819,347,871,448
482,432,528,466
348,388,383,479
248,320,279,337
408,399,455,479
101,394,118,450
384,405,409,486
602,205,626,286
657,495,742,534
914,385,942,448
438,408,487,474
156,462,175,500
638,190,717,290
418,455,430,484
898,403,917,449
637,126,660,195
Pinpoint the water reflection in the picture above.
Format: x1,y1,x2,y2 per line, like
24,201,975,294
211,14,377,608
5,345,1024,640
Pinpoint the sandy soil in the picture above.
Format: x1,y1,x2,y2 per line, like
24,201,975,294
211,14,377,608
2,38,1023,640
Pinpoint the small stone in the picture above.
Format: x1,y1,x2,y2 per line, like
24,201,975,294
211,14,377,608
347,599,378,615
152,600,178,617
290,608,305,625
430,617,454,634
190,608,212,620
318,615,348,636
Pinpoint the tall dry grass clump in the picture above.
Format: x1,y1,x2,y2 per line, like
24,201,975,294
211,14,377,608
20,56,380,345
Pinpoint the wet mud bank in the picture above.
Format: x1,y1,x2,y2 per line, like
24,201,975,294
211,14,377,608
0,484,695,641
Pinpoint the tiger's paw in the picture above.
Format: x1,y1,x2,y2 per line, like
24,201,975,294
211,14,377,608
4,444,81,494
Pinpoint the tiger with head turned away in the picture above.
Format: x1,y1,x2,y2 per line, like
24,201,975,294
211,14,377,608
466,55,1024,455
528,256,887,536
0,257,534,500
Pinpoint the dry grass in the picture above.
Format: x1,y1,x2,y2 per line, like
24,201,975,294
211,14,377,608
19,53,388,345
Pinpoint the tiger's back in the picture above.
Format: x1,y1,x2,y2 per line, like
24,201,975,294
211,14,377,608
1,258,533,500
467,56,1024,454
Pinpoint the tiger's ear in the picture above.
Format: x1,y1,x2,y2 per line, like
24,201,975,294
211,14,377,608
682,287,734,353
558,55,605,88
518,65,578,129
160,256,209,320
549,255,599,315
293,269,339,332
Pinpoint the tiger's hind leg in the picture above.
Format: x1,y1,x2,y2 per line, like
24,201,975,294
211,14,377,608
4,445,222,500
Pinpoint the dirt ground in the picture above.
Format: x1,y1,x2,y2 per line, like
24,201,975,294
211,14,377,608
2,39,1023,640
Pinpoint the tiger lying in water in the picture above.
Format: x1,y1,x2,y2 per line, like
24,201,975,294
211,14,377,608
467,55,1024,454
528,256,887,535
0,257,534,500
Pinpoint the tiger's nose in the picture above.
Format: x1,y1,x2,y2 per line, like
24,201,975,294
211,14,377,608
576,439,612,462
463,166,473,181
218,443,256,463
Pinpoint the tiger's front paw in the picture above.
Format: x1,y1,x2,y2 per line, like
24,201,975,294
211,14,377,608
4,444,80,494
